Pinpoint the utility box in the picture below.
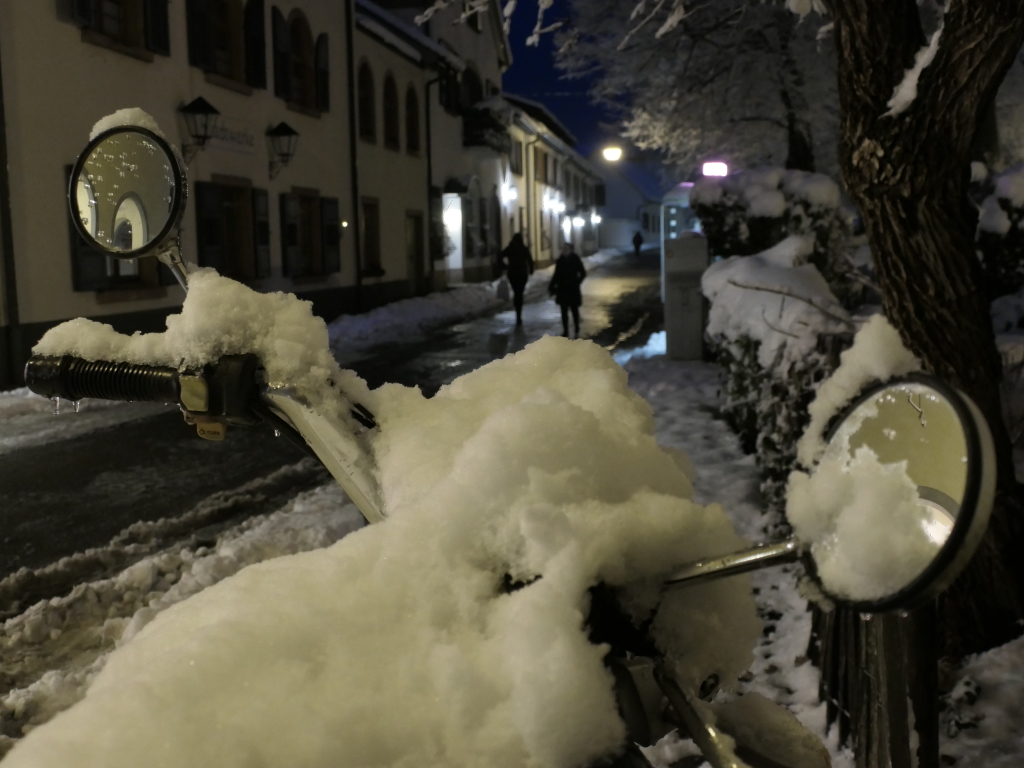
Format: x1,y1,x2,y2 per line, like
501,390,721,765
663,234,709,360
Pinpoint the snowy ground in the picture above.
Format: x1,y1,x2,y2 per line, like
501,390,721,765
2,270,1021,764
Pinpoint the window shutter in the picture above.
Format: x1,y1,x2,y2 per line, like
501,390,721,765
144,0,171,55
245,0,267,89
252,188,271,278
272,7,290,100
320,197,340,273
314,34,329,112
195,182,225,273
65,166,109,292
280,193,304,276
186,0,211,69
72,0,95,27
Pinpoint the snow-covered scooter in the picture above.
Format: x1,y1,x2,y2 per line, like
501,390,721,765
21,123,997,768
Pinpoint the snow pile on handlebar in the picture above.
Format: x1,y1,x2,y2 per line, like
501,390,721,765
15,272,760,768
33,269,372,420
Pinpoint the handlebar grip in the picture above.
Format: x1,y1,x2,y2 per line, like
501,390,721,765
24,355,181,405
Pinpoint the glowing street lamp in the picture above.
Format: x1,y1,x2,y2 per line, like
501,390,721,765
572,216,585,228
702,161,728,177
601,146,624,162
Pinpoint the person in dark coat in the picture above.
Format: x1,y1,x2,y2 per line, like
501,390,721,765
632,231,644,258
500,233,534,326
549,242,587,338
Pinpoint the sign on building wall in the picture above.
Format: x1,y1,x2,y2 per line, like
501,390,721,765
208,117,257,156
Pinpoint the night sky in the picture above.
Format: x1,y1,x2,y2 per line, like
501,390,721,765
500,1,616,155
500,3,671,200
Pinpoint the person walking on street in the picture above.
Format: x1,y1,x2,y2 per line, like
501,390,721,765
500,233,534,326
632,231,644,258
549,242,587,338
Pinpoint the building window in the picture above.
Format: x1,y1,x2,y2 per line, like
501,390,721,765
194,179,275,281
315,34,329,110
270,5,327,111
534,147,543,182
288,11,314,108
358,62,376,142
74,0,170,57
406,212,426,294
552,159,560,189
510,140,523,176
280,189,342,277
383,74,400,151
594,184,606,206
465,1,482,32
438,68,461,115
187,0,265,88
212,0,244,80
461,66,483,110
361,198,383,276
406,86,420,155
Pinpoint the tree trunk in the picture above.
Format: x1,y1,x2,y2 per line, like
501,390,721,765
831,0,1024,657
809,1,1024,764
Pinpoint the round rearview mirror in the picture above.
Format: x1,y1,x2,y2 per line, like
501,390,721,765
796,375,996,612
69,126,185,259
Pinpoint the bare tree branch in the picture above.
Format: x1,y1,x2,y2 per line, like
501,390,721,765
725,279,855,327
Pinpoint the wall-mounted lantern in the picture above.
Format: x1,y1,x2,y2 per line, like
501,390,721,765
178,97,220,164
267,122,299,179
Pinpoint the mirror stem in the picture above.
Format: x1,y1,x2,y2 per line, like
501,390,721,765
663,538,801,590
653,664,751,768
157,244,189,292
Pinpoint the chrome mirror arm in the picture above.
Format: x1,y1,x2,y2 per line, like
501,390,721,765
663,538,801,591
156,242,190,292
653,665,751,768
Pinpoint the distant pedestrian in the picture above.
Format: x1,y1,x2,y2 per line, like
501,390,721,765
549,242,587,338
500,233,534,326
632,231,644,258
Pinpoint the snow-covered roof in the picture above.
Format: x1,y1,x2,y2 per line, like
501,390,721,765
355,0,467,71
504,93,577,147
663,182,694,206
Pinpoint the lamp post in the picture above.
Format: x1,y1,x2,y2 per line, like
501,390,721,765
178,97,220,164
267,122,300,179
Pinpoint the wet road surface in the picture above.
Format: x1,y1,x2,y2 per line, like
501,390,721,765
0,252,662,581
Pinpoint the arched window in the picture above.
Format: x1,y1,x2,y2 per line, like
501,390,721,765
461,67,483,110
314,34,329,111
288,10,315,109
405,86,420,155
358,62,376,142
272,6,290,98
383,75,400,150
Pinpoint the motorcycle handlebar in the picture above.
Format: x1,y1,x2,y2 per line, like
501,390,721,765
24,354,263,427
25,355,182,405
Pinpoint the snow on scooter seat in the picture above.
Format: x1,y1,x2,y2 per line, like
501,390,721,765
14,271,760,768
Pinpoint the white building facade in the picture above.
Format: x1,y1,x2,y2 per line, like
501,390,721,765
0,0,604,387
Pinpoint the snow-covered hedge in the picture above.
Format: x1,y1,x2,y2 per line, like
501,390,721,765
691,168,868,309
701,236,855,515
976,163,1024,300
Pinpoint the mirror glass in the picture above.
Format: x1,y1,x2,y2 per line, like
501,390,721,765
71,130,179,257
787,381,970,604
